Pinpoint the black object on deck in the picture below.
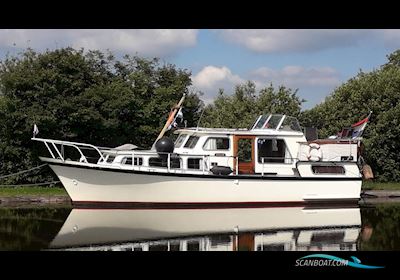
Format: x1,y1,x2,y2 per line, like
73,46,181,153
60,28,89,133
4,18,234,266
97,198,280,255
210,166,233,175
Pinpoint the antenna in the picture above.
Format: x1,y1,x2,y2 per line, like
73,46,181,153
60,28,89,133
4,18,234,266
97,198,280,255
196,108,206,131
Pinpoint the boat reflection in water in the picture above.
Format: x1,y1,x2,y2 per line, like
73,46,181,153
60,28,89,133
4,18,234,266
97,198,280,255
50,206,361,251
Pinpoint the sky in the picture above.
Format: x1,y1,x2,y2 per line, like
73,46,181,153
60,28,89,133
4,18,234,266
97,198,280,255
0,29,399,109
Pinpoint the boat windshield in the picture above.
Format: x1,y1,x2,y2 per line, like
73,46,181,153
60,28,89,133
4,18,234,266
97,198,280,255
253,115,269,129
279,116,302,132
252,114,302,132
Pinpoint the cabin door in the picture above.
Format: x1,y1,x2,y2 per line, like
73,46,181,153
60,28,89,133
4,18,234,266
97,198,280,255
233,135,255,174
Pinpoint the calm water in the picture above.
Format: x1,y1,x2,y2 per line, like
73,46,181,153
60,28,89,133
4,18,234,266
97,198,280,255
0,201,399,251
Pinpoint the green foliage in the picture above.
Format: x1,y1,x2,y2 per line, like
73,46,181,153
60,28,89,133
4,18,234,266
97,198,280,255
300,51,400,181
0,48,203,184
201,81,305,128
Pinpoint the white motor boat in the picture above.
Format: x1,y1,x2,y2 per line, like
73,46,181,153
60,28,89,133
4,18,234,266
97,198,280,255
32,96,370,207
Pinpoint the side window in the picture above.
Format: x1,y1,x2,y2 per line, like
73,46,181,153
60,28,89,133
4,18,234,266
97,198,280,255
106,155,115,163
184,136,199,148
188,158,201,169
149,244,169,251
122,157,132,165
122,157,142,166
174,134,187,148
149,157,181,168
203,137,230,150
257,139,288,163
149,157,163,167
134,157,143,166
312,165,345,174
186,241,200,251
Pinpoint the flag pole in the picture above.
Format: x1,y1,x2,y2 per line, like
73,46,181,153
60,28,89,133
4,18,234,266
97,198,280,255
152,93,186,149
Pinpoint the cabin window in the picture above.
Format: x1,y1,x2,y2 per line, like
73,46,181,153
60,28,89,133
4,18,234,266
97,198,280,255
171,158,181,168
169,243,180,251
187,158,201,169
121,157,143,166
106,155,115,163
149,157,162,167
310,232,345,244
257,244,285,251
121,157,132,165
312,165,345,174
149,157,181,168
203,137,230,150
210,235,231,247
174,134,187,148
134,157,143,166
186,241,200,251
257,139,288,163
148,244,169,251
184,136,199,148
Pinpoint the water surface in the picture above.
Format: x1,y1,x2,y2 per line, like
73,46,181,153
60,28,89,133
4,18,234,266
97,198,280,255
0,202,399,251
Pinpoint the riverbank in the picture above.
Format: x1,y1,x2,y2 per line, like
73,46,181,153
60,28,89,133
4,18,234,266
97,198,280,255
362,181,400,190
0,187,70,205
0,186,67,196
361,181,400,200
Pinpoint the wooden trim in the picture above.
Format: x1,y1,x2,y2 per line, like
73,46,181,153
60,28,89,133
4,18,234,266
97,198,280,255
233,135,256,174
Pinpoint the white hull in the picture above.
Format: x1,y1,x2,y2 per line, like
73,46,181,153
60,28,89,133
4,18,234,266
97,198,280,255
50,207,361,249
49,163,362,205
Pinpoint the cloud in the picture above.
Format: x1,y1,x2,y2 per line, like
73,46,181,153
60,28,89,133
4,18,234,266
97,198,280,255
381,29,400,49
192,64,341,106
192,65,245,101
251,66,340,87
218,29,399,53
0,29,198,57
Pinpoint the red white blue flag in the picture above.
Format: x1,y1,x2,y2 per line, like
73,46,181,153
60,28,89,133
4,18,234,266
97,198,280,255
167,108,184,130
351,112,372,138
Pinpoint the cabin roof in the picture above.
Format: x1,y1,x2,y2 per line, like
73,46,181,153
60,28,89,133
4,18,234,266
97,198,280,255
174,127,304,136
174,114,304,137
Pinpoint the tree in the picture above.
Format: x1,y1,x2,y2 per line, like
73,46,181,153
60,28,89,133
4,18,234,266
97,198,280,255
300,50,400,181
0,48,203,184
201,81,305,128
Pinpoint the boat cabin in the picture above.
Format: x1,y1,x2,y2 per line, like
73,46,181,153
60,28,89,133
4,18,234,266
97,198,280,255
171,114,305,176
91,114,360,178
